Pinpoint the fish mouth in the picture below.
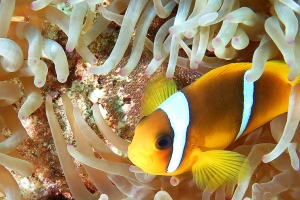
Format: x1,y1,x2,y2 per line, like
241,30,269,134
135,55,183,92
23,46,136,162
128,145,153,167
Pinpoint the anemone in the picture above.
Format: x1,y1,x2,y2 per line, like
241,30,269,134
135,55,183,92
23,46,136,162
0,0,300,199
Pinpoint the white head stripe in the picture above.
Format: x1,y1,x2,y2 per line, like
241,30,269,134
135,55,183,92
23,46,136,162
157,92,190,173
235,70,254,141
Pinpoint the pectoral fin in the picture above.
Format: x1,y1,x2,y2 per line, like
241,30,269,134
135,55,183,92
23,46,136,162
192,150,250,191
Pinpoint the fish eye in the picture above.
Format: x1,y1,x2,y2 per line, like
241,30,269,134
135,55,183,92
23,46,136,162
156,134,172,150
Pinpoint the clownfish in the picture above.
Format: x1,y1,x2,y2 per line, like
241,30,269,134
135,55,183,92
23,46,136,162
127,61,300,191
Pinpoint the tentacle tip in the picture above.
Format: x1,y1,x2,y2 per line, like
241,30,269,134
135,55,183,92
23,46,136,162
99,194,109,200
119,70,124,76
35,80,43,88
208,46,215,52
59,78,67,83
185,32,193,39
170,177,179,186
233,37,239,43
166,75,173,80
46,94,52,100
66,46,74,53
191,66,198,70
174,36,179,42
213,37,221,43
98,5,104,11
287,60,295,68
288,74,296,82
30,2,37,10
226,14,233,21
225,195,232,200
119,68,127,76
92,58,97,64
212,37,222,48
245,73,254,82
129,165,134,172
287,39,295,44
155,56,161,61
145,70,152,77
30,58,38,65
262,155,268,163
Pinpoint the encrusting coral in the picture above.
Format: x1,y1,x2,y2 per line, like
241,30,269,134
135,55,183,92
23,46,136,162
1,0,300,199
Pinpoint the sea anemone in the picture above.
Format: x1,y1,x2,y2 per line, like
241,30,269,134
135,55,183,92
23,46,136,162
0,82,34,200
1,0,300,199
45,94,300,200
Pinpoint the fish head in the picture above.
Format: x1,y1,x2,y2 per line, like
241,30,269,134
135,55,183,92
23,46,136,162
128,109,174,175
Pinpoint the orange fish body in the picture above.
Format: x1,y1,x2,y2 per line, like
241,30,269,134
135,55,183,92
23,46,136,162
183,62,291,151
128,61,297,190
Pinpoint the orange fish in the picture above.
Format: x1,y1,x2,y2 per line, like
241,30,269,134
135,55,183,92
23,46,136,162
128,61,299,191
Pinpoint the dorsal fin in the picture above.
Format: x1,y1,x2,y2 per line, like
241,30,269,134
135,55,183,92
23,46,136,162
140,74,177,117
198,60,300,86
